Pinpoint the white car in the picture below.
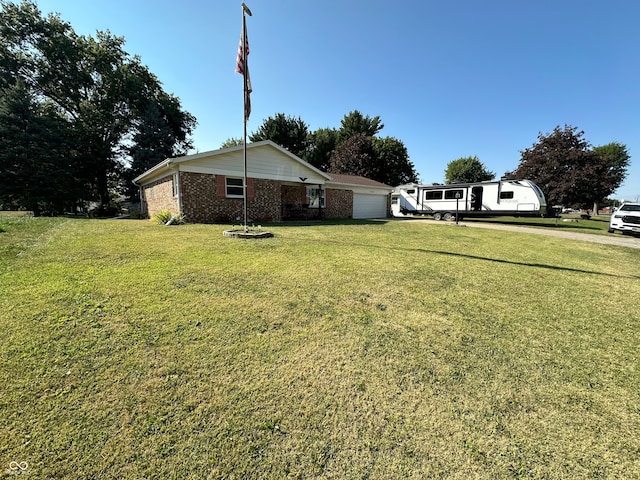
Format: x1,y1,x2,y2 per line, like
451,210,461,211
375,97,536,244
608,202,640,235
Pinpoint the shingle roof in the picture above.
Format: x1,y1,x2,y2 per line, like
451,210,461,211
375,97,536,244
326,173,391,189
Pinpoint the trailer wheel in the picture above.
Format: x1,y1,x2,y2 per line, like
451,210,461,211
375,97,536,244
443,212,453,221
433,212,442,221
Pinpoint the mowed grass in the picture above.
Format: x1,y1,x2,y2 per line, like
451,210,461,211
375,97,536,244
1,217,639,479
457,214,614,236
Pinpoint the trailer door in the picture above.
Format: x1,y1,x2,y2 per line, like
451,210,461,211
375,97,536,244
471,186,483,211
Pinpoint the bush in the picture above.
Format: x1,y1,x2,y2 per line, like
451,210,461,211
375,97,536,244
151,210,183,225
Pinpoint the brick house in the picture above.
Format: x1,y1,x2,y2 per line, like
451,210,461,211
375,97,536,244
133,140,392,223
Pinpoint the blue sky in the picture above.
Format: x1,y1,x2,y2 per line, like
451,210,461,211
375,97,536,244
33,0,639,201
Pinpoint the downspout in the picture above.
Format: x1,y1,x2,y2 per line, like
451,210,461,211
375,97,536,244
134,179,146,217
176,170,184,218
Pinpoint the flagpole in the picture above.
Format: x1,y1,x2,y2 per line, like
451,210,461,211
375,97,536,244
241,7,249,233
236,2,252,232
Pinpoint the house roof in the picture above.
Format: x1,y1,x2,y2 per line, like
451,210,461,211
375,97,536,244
133,140,391,193
133,140,331,185
327,173,391,189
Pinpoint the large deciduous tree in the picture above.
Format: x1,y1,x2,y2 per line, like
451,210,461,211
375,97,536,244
338,110,383,141
329,134,379,179
249,113,310,158
305,127,338,172
124,97,194,200
514,125,629,209
0,0,195,213
444,156,495,184
590,142,630,211
248,109,417,186
326,111,416,185
372,137,418,186
328,133,417,186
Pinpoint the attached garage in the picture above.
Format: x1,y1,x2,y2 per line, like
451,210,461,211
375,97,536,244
327,173,392,219
353,193,388,219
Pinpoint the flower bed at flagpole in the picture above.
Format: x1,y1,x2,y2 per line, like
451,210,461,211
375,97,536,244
223,228,273,239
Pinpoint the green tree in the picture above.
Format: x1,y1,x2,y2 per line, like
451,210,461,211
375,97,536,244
220,137,244,149
329,133,378,179
372,137,418,186
124,99,193,201
305,127,338,171
338,110,384,142
249,113,309,158
514,125,625,209
0,0,195,212
324,112,417,185
0,79,76,214
591,142,630,212
444,156,495,184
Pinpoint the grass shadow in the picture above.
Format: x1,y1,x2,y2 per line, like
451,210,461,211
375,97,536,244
464,218,605,232
318,238,639,280
423,248,639,279
266,218,390,228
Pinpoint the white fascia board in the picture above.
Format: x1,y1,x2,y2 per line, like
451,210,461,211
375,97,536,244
133,160,173,185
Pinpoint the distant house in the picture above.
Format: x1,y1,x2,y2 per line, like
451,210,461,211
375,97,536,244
133,140,392,223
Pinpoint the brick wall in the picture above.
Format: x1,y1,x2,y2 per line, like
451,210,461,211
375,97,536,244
141,175,179,218
326,188,353,218
141,172,357,223
181,172,281,223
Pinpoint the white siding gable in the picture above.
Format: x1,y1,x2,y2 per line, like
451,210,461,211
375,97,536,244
176,143,328,184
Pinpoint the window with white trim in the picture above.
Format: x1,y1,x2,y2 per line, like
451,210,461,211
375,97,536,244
172,174,179,197
226,177,244,197
306,187,325,208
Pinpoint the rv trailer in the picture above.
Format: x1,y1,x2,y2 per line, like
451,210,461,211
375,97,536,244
391,179,547,220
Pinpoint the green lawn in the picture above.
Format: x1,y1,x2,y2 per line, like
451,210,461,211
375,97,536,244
457,213,614,235
1,217,639,479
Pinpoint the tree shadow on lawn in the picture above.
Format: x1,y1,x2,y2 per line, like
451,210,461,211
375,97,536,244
322,239,639,280
424,248,639,280
268,219,390,228
463,217,608,232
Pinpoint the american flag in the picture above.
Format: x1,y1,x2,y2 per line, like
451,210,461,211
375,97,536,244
235,15,251,121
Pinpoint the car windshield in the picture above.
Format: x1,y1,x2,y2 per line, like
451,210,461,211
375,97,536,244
620,204,640,212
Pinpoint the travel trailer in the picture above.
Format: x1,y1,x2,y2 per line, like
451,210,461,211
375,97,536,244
391,179,547,220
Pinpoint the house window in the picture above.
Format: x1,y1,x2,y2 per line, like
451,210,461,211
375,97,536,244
226,177,244,197
306,187,325,208
500,191,514,199
172,174,179,197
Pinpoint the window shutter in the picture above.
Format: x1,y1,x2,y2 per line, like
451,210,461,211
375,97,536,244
247,178,255,199
216,175,226,198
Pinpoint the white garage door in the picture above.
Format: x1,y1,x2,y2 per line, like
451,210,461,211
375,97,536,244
352,193,388,219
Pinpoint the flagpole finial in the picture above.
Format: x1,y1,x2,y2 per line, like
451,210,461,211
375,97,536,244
242,2,252,16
